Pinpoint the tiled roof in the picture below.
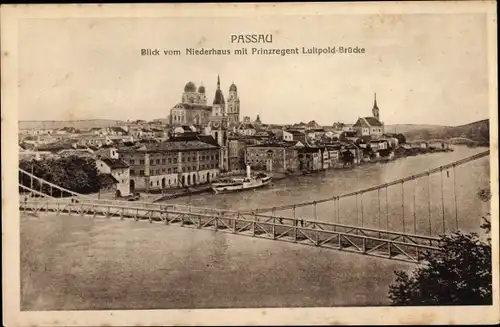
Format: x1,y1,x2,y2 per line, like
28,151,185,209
99,174,119,186
247,142,295,148
101,158,130,169
237,122,255,130
110,126,127,133
364,117,383,127
197,135,220,147
133,138,220,153
354,117,383,127
286,130,305,136
174,103,212,111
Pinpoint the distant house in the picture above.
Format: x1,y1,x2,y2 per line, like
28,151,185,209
73,135,113,148
369,139,389,151
57,148,95,158
429,140,446,150
94,146,120,160
286,130,307,144
236,121,256,136
273,130,293,142
340,131,358,142
96,158,130,197
353,117,384,139
98,174,119,197
298,146,323,171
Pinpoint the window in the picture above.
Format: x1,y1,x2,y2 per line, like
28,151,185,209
162,159,166,164
156,159,160,164
140,159,145,165
173,168,177,173
130,159,135,165
130,169,135,175
139,170,144,176
168,168,172,174
162,168,165,173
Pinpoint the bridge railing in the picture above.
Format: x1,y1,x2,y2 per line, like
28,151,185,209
20,198,443,263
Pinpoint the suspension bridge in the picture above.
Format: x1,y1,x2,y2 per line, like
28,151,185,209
19,150,490,264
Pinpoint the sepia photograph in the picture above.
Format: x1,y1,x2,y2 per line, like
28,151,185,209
2,2,498,326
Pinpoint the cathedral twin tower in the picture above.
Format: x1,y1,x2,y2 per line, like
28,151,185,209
171,75,240,128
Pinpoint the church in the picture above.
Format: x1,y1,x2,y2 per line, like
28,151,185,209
353,93,385,139
169,77,240,128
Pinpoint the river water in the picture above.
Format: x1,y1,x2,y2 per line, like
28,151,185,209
168,146,491,236
20,146,491,310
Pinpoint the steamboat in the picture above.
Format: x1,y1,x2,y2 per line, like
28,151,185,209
211,166,272,194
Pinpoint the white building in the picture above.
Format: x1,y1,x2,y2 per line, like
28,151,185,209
96,158,131,197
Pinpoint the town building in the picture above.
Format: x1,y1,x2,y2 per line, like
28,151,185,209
286,130,307,144
235,119,256,136
353,93,385,139
245,142,300,173
118,137,220,193
298,147,323,171
72,134,114,148
228,136,248,172
273,129,293,142
98,174,119,198
96,158,131,197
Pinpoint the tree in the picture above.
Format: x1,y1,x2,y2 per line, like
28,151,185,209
396,133,407,145
388,189,492,305
19,156,100,195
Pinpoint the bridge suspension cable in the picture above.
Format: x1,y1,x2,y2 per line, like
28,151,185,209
241,150,489,214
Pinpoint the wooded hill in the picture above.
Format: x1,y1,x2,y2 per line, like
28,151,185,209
403,119,490,145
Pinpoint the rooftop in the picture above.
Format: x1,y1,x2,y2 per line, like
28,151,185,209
353,117,384,128
99,173,119,186
101,158,130,169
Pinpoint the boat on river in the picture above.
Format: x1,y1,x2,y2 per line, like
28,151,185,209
211,166,272,194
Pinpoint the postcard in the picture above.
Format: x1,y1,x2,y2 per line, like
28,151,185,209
1,2,498,326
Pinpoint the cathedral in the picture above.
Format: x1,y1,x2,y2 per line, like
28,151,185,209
169,77,240,128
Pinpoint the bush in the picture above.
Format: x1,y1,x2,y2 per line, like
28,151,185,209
388,188,492,305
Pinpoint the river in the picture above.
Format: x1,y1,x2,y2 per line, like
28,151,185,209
20,146,491,310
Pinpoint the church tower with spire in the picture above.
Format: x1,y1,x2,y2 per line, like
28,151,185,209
209,75,229,171
227,81,240,126
372,93,380,121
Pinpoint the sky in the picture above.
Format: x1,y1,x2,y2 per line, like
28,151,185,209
18,13,491,126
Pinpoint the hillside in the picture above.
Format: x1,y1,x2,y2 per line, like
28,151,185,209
403,119,490,145
19,119,126,130
384,124,446,134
